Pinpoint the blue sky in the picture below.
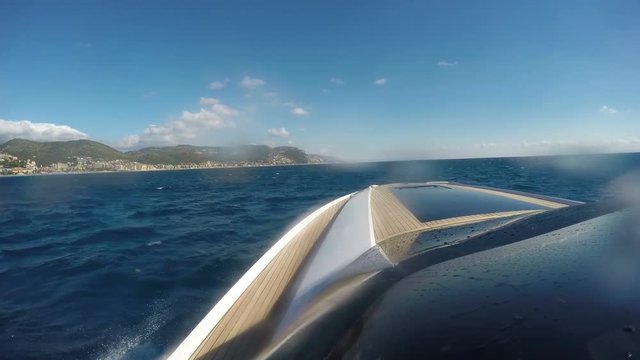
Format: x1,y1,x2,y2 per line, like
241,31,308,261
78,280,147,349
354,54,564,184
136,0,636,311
1,0,639,160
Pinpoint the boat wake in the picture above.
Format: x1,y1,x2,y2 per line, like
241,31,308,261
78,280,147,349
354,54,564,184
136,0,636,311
96,300,170,360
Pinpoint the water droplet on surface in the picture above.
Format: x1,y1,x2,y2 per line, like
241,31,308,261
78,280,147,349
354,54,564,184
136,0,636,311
624,325,637,333
440,345,452,353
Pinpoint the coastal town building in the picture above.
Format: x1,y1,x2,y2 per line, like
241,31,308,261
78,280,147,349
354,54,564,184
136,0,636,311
0,153,320,176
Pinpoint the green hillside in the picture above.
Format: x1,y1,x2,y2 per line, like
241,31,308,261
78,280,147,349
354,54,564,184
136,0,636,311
0,139,331,166
126,145,310,165
0,139,127,166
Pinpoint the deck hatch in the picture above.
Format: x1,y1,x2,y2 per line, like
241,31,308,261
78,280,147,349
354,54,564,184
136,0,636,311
391,185,550,222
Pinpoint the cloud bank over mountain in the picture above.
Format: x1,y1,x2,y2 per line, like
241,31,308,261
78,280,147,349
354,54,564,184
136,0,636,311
0,119,87,143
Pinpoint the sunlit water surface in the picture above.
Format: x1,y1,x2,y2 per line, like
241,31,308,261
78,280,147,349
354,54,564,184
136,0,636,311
1,154,639,359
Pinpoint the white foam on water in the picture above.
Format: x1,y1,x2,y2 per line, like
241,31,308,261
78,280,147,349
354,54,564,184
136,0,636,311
96,300,169,360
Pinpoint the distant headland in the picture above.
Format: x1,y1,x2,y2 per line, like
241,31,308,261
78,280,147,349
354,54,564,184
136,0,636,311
0,138,338,175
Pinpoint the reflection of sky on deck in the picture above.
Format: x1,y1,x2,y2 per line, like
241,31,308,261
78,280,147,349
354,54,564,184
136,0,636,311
293,189,374,296
274,189,381,335
392,185,549,222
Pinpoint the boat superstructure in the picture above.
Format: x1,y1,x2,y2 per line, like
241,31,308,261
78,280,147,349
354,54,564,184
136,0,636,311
170,182,592,359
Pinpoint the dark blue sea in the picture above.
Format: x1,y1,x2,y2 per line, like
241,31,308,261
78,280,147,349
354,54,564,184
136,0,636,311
2,154,639,359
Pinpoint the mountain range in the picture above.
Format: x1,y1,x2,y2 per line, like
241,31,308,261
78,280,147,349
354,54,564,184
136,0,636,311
0,139,336,166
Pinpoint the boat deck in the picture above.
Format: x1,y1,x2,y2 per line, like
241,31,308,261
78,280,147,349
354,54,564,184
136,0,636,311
169,183,572,359
174,196,349,360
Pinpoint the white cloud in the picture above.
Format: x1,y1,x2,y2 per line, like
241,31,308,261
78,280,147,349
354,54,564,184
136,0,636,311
599,105,618,114
373,78,387,85
199,97,221,105
75,41,92,48
605,137,640,145
330,77,344,85
480,143,497,148
180,104,238,125
120,99,238,148
239,76,265,89
291,107,310,116
437,60,459,67
268,127,290,137
119,135,140,149
209,78,230,90
0,119,87,143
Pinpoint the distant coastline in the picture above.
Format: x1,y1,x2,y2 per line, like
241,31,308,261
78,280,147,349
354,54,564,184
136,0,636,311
0,138,338,176
0,160,332,178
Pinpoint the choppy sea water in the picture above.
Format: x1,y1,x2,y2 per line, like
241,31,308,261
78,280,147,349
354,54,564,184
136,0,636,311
1,154,639,359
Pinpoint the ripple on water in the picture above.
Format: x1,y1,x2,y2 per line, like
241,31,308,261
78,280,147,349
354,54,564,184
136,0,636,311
72,227,160,245
1,155,639,359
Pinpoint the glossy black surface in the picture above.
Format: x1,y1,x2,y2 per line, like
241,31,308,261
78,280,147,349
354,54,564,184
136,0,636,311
392,185,549,221
346,209,640,359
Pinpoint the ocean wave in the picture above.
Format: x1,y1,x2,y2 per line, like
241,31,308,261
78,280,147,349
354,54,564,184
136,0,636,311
2,156,639,358
72,227,159,245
